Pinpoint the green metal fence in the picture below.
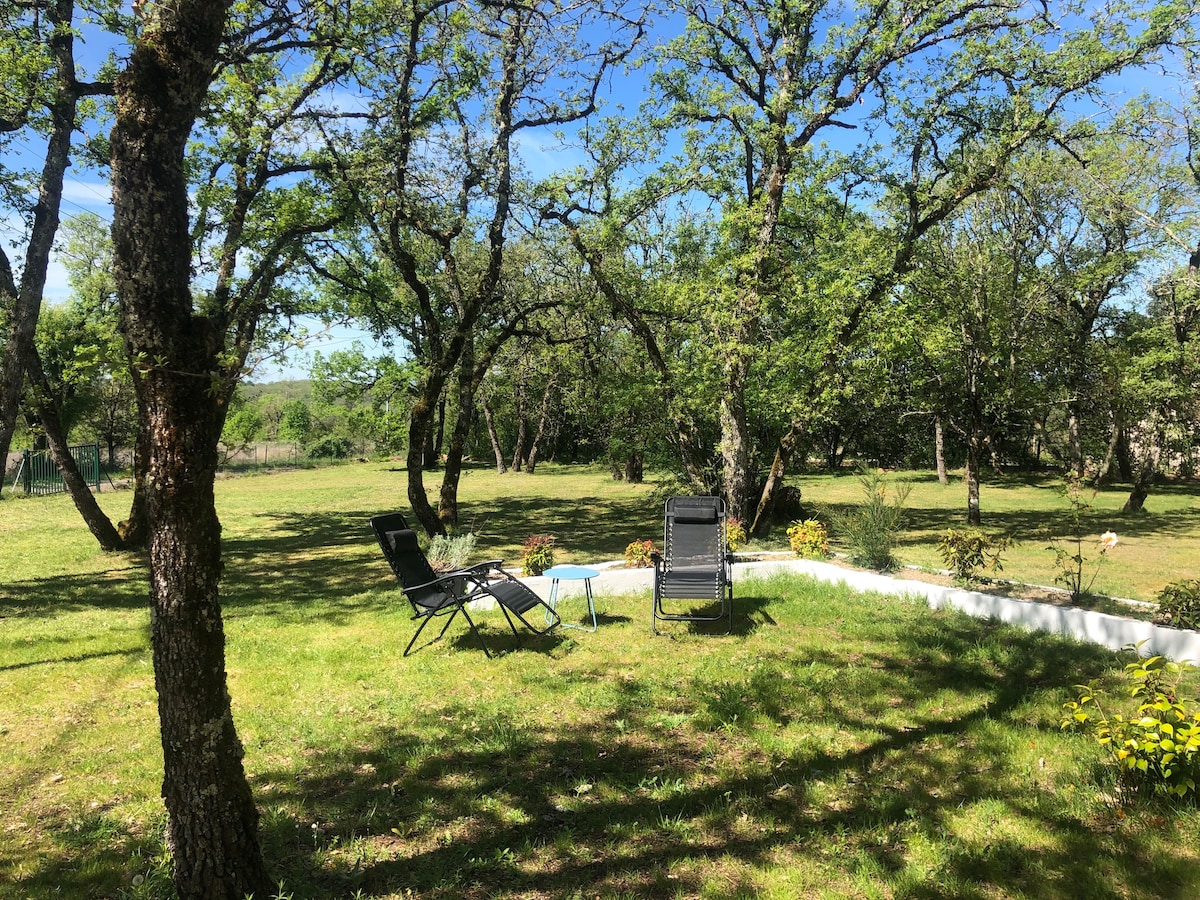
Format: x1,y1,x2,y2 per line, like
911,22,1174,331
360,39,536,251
14,443,101,496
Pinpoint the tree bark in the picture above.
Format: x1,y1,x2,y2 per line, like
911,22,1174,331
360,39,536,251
510,382,528,472
407,388,447,537
109,3,272,897
750,422,804,536
28,352,123,550
1123,431,1163,513
1094,415,1121,486
438,341,478,529
624,452,644,483
119,427,151,551
719,357,754,522
481,397,508,474
966,436,983,526
524,375,556,474
934,416,949,485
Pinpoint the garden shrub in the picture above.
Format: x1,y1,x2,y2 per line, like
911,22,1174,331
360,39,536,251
426,532,477,573
1154,580,1200,631
786,519,829,559
1062,648,1200,802
521,534,555,576
624,539,658,569
937,528,1011,582
832,467,910,570
305,434,353,459
726,517,747,554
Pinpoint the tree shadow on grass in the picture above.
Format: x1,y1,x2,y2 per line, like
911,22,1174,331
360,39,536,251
457,495,663,562
896,503,1200,544
232,613,1198,900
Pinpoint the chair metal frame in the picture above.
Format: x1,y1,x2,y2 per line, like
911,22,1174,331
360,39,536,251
650,495,734,634
370,513,560,658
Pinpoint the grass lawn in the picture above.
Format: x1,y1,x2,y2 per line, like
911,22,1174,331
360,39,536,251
2,462,1199,899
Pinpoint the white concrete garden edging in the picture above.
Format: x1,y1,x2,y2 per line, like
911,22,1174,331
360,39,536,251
519,557,1200,661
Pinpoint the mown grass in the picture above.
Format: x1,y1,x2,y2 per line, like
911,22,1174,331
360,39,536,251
2,462,1199,899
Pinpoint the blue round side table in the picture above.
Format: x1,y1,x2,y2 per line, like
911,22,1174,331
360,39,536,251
542,565,599,632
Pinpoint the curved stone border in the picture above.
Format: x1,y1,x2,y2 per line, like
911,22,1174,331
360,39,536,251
520,557,1200,661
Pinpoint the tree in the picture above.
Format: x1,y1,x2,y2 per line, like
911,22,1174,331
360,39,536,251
907,187,1047,524
650,0,1195,529
1118,264,1200,511
1,0,114,490
319,0,643,536
58,213,138,467
108,1,355,893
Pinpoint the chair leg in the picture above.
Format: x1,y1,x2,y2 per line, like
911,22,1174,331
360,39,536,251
405,606,494,659
457,605,493,658
404,612,440,657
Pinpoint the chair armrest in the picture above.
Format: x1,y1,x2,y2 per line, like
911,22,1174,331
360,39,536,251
402,571,471,593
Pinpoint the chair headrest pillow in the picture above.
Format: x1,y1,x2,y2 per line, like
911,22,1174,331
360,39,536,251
673,511,718,524
387,528,421,553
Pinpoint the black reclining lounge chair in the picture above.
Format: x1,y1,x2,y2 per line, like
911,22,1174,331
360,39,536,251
651,495,734,634
370,513,560,658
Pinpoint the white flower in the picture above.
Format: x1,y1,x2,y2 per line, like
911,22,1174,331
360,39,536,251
1099,531,1119,552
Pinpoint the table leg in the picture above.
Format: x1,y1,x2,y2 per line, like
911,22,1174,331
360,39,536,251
546,577,561,626
583,578,597,632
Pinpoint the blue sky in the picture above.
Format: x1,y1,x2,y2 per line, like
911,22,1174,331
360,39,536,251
4,1,1196,382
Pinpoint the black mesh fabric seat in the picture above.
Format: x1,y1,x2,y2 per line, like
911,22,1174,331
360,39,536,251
651,496,733,634
370,513,559,657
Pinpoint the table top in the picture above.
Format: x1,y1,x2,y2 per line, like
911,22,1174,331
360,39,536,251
542,564,599,580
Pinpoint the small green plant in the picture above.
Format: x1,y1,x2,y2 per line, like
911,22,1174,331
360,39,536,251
1062,647,1200,802
937,528,1011,583
426,532,477,573
521,534,556,576
786,519,829,559
1154,580,1200,631
725,517,747,553
832,467,910,570
1047,479,1119,602
624,539,659,568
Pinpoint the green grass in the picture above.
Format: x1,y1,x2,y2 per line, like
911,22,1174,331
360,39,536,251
2,462,1199,898
794,469,1200,603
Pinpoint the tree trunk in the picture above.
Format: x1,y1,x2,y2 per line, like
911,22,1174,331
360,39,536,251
934,416,949,485
439,344,478,529
965,436,982,526
524,376,556,474
28,353,123,550
510,384,528,472
1093,415,1121,486
109,3,272,896
624,452,644,483
750,421,804,536
407,390,446,537
119,428,151,551
719,357,753,522
1115,428,1134,482
1067,405,1084,479
481,397,507,474
1123,431,1163,513
425,397,444,470
0,0,80,498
